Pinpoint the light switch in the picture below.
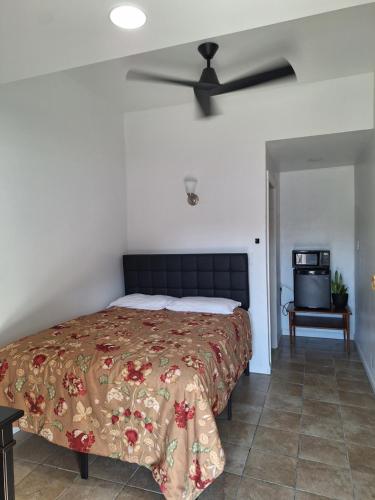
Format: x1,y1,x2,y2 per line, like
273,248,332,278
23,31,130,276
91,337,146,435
372,275,375,291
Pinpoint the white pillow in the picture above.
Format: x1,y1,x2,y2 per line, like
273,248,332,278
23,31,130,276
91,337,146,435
166,296,241,315
108,294,175,311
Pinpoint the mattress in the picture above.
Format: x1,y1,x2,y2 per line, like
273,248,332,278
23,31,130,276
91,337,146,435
0,306,252,499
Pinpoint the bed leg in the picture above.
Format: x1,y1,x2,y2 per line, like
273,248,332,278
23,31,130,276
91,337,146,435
227,395,232,421
244,363,250,376
77,452,89,479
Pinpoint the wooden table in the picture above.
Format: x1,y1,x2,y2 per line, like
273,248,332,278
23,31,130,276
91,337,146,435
287,303,352,353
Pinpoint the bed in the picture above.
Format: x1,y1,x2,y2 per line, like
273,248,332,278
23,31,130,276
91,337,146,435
0,253,252,499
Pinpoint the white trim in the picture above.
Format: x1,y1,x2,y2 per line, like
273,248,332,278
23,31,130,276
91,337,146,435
357,342,375,393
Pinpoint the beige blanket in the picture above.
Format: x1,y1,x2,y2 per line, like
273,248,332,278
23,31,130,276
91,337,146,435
0,306,252,499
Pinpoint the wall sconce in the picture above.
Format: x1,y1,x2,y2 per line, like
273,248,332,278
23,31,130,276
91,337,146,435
184,177,199,206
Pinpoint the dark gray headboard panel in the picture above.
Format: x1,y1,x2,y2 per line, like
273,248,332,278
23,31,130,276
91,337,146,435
123,253,249,310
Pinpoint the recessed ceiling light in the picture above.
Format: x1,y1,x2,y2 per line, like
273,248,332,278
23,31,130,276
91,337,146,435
109,5,146,30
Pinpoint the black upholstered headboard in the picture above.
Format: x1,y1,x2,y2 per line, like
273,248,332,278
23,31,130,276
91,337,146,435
123,253,249,310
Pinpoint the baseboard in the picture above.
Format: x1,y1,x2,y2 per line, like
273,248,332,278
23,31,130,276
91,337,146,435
282,329,345,340
13,426,20,434
356,342,375,393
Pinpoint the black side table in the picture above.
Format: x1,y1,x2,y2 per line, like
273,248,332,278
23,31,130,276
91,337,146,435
0,406,24,500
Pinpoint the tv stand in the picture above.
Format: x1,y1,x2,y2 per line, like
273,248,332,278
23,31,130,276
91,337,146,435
287,303,352,353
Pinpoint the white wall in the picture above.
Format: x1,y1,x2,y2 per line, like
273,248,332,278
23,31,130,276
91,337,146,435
355,101,375,389
279,166,355,338
124,73,373,374
0,72,127,346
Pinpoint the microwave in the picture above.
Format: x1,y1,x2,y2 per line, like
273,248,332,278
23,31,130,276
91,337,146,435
292,250,330,269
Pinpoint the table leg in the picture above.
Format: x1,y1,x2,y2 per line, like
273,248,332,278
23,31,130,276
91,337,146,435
346,313,351,354
288,312,293,345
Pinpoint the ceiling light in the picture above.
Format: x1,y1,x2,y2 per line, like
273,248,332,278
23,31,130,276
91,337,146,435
109,5,146,30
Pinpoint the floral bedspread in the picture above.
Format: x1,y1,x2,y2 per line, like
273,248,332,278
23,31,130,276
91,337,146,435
0,306,252,499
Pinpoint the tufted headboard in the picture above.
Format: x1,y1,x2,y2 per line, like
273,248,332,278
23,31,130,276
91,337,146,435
122,253,249,310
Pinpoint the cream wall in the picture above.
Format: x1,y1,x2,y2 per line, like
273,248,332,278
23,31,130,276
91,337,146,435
124,73,373,374
0,72,127,345
279,165,356,338
355,82,375,389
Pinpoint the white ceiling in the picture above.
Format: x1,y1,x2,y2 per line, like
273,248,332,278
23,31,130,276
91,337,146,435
62,3,375,113
267,130,373,172
0,0,373,85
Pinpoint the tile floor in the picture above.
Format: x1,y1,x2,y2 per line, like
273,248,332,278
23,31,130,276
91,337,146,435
13,336,375,499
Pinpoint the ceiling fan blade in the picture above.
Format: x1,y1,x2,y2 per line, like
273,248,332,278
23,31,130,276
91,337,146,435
212,62,296,96
127,69,211,89
194,89,217,117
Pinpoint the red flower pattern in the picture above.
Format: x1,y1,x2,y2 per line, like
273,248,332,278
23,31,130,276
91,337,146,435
122,360,152,385
0,359,9,382
189,459,212,490
66,429,95,452
181,355,205,373
124,428,139,447
32,354,47,368
62,372,86,397
209,342,223,364
24,391,45,415
95,343,119,352
174,400,195,429
54,397,68,416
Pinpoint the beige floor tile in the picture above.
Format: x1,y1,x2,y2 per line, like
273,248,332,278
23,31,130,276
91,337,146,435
335,369,367,381
304,365,335,376
264,391,303,413
340,405,375,428
335,359,365,370
243,449,296,487
296,459,353,500
57,476,123,500
235,373,271,393
43,446,96,472
348,444,375,475
337,378,373,394
14,434,57,464
237,476,295,500
116,487,162,499
295,491,335,500
271,368,304,385
344,421,375,448
217,420,256,447
339,390,375,409
303,374,337,388
14,459,38,485
299,435,348,468
198,472,239,499
302,399,340,419
259,407,301,433
229,402,261,425
88,455,139,483
303,385,340,404
352,470,375,500
127,467,160,493
300,414,344,441
271,360,305,373
222,442,249,475
269,381,303,397
252,426,299,457
232,388,266,410
15,464,76,500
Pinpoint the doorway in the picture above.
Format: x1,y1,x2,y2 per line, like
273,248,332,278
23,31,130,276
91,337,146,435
267,177,280,350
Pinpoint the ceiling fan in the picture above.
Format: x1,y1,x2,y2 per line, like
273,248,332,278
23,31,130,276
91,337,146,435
127,42,296,117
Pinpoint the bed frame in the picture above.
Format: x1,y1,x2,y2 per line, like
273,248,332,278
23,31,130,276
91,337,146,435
79,253,250,481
